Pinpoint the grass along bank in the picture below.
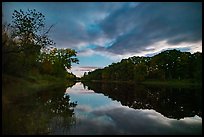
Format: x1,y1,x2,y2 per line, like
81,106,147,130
2,74,76,135
81,79,201,88
2,74,74,104
141,79,202,88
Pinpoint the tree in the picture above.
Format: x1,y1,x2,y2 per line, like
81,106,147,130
191,52,202,82
3,9,56,76
134,63,148,82
38,48,79,77
12,9,55,73
3,9,79,79
10,9,55,50
2,24,23,75
81,49,202,82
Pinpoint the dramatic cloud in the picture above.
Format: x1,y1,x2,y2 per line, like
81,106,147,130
2,2,202,74
100,2,202,55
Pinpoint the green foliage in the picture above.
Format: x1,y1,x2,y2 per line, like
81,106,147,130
38,48,79,77
82,49,202,83
191,52,202,81
10,9,55,48
134,63,148,82
66,72,77,80
2,9,78,79
2,9,54,76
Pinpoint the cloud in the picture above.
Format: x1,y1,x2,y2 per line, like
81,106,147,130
2,2,125,49
100,2,202,55
3,2,202,69
55,2,201,62
72,66,99,72
44,2,133,50
68,66,100,77
63,82,202,135
78,40,202,64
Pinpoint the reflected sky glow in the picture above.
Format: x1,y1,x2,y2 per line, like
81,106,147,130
64,82,202,135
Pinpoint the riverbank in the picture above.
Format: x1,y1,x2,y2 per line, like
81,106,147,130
141,79,202,88
2,74,74,104
81,79,202,88
2,74,76,135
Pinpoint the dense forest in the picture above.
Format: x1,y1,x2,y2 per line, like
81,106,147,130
82,49,202,83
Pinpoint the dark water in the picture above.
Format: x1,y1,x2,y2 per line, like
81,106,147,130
3,81,202,135
65,82,202,135
2,83,77,135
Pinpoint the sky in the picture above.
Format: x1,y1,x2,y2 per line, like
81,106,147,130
2,2,202,77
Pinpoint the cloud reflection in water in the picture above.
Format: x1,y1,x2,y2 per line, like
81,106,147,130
65,82,202,135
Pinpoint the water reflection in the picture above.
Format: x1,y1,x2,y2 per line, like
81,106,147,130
82,81,202,119
65,82,202,135
2,82,77,135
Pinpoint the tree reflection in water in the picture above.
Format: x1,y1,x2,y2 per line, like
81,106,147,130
82,81,202,120
2,82,77,135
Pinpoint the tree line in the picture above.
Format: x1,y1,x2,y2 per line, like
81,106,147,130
2,9,78,80
82,49,202,82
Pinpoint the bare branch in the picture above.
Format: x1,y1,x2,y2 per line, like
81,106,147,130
43,23,56,36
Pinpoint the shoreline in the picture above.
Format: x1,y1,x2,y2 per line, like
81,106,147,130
80,79,202,87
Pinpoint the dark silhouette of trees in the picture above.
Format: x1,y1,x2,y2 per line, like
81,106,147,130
2,9,78,79
82,49,202,83
10,9,55,49
38,48,79,77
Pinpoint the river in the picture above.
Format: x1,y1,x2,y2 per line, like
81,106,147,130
3,81,202,135
63,82,202,135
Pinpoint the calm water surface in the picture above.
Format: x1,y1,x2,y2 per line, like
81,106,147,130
64,82,202,135
3,81,202,135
